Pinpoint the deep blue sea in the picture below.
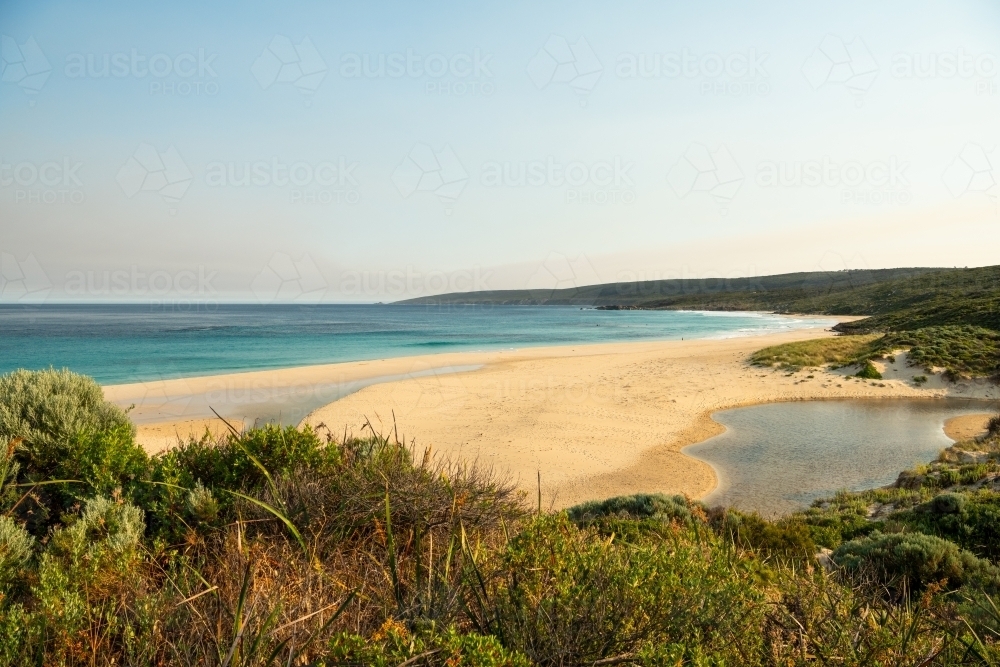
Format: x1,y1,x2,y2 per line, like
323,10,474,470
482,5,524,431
0,304,836,385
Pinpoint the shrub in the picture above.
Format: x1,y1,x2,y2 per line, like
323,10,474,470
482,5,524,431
943,368,965,383
714,510,816,561
185,482,218,524
142,424,339,539
989,413,1000,438
261,436,522,559
48,496,145,567
913,375,928,385
57,423,149,499
327,625,531,666
0,516,33,592
469,516,766,664
157,423,336,494
926,492,966,515
876,325,1000,377
566,493,693,525
767,566,973,663
23,497,154,663
9,423,151,537
896,491,1000,562
833,531,1000,594
0,369,134,468
0,370,149,535
856,360,883,380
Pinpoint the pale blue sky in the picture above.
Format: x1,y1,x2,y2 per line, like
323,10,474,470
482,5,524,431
1,0,999,302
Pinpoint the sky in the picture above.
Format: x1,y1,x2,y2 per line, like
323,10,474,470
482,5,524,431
1,0,999,303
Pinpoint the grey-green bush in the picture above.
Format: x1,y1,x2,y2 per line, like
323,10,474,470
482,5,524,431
0,368,134,468
923,492,967,516
185,481,219,524
64,496,145,557
833,531,1000,593
566,493,693,525
0,516,34,591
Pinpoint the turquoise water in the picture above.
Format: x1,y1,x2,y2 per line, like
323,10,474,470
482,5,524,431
0,304,834,385
685,399,999,517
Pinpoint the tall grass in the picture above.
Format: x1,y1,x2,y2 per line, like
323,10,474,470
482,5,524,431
750,334,879,369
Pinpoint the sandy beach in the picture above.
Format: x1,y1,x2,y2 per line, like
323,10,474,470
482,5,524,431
105,325,1000,509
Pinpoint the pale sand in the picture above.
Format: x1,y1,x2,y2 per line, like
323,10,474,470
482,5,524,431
108,327,1000,509
131,417,248,455
302,329,999,509
944,414,995,443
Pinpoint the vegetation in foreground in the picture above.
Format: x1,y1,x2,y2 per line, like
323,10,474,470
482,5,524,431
3,369,1000,664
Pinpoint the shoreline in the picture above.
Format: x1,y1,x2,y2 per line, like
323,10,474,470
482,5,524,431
90,309,839,387
106,325,999,508
103,315,845,446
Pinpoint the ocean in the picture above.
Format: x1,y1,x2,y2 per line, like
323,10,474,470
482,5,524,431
0,304,836,385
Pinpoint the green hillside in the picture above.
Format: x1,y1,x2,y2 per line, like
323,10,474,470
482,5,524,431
403,265,1000,378
398,267,941,311
400,265,1000,332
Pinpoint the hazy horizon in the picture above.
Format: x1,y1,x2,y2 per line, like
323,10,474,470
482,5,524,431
3,0,999,304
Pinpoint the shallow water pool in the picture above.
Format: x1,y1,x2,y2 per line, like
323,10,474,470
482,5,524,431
684,399,997,517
